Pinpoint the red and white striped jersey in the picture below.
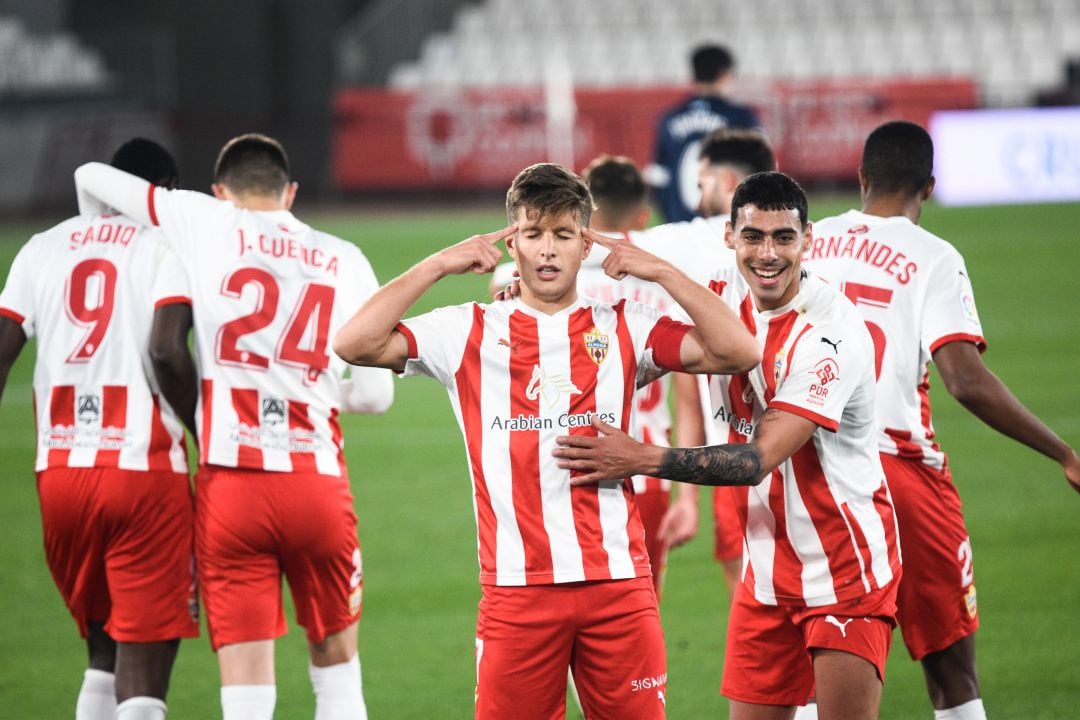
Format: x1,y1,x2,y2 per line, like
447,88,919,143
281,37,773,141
703,268,900,607
805,210,986,469
0,214,189,473
398,296,691,586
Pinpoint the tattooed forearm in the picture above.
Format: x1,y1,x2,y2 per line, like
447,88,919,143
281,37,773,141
655,443,763,486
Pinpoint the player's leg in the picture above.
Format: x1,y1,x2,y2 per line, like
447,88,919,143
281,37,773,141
196,468,285,720
103,469,200,718
475,584,575,719
722,584,814,720
279,472,368,720
809,649,882,720
37,468,117,720
569,577,667,720
713,486,744,598
882,456,984,716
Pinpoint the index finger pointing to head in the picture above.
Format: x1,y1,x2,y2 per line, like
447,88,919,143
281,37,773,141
484,225,518,244
583,228,617,249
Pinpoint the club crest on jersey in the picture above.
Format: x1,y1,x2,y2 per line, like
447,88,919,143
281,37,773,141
964,585,978,618
77,394,101,424
525,365,581,409
583,327,609,365
261,396,286,425
773,357,784,384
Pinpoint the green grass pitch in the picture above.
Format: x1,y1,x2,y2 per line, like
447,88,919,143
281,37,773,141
0,197,1077,717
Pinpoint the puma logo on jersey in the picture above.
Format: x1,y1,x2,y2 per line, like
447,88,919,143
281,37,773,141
525,365,581,409
825,615,853,637
820,337,842,354
497,337,521,355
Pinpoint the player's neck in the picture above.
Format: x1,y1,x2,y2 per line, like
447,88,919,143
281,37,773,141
519,286,580,315
861,192,922,225
230,194,286,212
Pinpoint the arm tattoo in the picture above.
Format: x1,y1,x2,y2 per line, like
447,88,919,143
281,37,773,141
656,443,763,486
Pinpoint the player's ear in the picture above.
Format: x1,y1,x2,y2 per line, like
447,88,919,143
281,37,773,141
211,183,228,200
725,221,735,249
282,181,298,210
631,207,650,231
801,221,813,252
922,176,936,202
505,231,517,258
857,167,869,202
581,226,593,259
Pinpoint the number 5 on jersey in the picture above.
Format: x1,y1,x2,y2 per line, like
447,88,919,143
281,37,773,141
216,267,334,385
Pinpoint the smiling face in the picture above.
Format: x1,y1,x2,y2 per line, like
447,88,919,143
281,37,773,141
726,204,812,310
506,206,592,313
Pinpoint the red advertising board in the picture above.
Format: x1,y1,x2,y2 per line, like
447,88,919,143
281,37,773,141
333,78,977,190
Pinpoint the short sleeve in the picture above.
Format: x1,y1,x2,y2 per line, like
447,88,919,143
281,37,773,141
0,240,38,337
770,323,868,432
923,252,986,355
149,236,191,308
398,304,476,386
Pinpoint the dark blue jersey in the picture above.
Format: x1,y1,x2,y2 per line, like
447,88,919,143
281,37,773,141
652,95,761,223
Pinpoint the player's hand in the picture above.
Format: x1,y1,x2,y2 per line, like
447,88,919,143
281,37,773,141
657,494,699,548
585,228,671,283
1063,448,1080,495
436,225,516,276
554,416,651,485
493,270,521,302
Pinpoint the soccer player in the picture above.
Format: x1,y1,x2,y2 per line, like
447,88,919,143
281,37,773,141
638,129,777,594
805,121,1080,720
649,43,762,224
554,171,902,720
74,134,394,720
333,162,760,719
0,138,197,720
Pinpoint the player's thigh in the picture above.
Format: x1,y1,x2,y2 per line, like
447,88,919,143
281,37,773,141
810,649,883,720
721,585,813,708
571,577,667,720
36,468,111,635
194,467,285,649
475,585,575,720
100,469,198,642
882,455,978,658
277,473,362,644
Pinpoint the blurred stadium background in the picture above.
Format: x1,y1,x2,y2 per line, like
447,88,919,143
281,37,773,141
0,0,1078,717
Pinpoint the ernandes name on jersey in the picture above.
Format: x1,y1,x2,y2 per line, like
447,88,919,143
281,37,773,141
489,410,617,432
805,234,918,285
237,229,340,276
713,405,754,436
68,221,137,251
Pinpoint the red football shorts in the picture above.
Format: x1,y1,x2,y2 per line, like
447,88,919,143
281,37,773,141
475,577,667,719
712,486,743,562
37,467,198,643
634,486,670,598
721,581,897,707
881,453,979,659
195,466,363,650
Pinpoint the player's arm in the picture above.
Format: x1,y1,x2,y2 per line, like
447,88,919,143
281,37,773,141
339,366,394,414
657,372,706,547
584,229,759,374
555,408,816,486
74,162,156,225
934,340,1080,493
0,316,27,405
333,226,515,372
149,302,198,436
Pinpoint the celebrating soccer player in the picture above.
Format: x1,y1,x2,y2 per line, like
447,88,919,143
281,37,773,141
554,171,902,720
74,134,394,720
333,162,759,719
806,121,1080,720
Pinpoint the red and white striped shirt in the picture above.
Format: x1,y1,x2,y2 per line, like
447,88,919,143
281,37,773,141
398,296,691,586
72,163,384,476
704,268,901,606
805,210,986,469
0,214,189,473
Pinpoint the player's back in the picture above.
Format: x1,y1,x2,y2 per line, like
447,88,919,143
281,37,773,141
0,213,188,472
806,209,985,468
630,216,734,279
149,190,377,475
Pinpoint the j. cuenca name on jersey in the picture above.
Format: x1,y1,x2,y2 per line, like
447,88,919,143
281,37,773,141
237,229,340,276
